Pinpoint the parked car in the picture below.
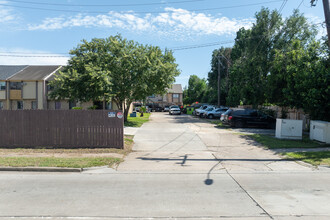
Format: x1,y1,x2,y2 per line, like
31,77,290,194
199,106,215,118
223,108,276,128
205,107,229,119
169,105,181,115
163,106,170,112
146,103,163,112
194,105,210,116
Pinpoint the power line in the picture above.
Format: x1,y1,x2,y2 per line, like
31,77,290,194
0,0,283,14
278,0,288,12
0,54,70,58
5,0,205,7
252,0,288,54
0,51,69,55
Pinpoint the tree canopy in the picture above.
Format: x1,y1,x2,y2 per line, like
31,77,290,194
183,7,329,121
50,35,180,121
183,75,207,104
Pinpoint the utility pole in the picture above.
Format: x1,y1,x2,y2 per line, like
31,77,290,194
311,0,330,47
217,54,221,107
323,0,330,47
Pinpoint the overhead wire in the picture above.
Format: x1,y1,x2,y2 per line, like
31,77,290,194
251,0,288,54
0,21,324,57
4,0,205,7
0,0,284,14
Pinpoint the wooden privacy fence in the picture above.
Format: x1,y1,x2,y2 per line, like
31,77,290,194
0,110,124,148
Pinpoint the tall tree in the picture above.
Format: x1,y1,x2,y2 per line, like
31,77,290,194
207,47,232,106
183,75,207,104
271,39,330,121
50,35,180,121
227,8,282,107
267,10,318,104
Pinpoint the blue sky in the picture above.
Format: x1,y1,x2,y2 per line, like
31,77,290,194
0,0,326,87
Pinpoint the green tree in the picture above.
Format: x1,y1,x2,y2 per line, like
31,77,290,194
271,40,330,121
50,35,180,121
183,75,207,104
227,8,282,107
207,47,232,105
227,8,317,108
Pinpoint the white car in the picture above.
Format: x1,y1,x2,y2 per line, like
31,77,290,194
163,106,170,112
169,105,181,115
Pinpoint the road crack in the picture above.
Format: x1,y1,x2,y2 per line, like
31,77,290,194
212,153,274,219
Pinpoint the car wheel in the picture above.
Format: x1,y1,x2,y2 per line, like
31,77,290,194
208,114,214,119
235,121,244,128
169,112,172,115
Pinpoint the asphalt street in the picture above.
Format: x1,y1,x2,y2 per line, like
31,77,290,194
0,113,329,220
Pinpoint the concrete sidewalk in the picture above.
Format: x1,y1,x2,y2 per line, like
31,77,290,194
118,113,222,172
1,112,329,219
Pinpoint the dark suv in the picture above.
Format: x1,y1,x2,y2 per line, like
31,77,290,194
223,108,276,128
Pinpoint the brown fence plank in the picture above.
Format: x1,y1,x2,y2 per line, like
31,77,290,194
0,110,123,149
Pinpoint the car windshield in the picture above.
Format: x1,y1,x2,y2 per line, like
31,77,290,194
205,107,213,111
171,106,179,109
223,109,233,115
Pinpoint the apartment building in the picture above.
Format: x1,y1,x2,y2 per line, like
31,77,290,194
0,65,124,111
147,84,183,107
0,65,28,110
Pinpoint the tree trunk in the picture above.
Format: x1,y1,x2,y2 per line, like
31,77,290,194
124,100,132,122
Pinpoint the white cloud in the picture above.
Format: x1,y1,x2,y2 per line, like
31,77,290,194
0,1,16,23
28,8,254,38
305,14,327,39
0,48,69,65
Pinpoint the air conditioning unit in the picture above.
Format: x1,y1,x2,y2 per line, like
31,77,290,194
310,120,330,144
276,119,303,140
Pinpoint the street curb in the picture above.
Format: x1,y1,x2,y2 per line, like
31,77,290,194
0,167,82,172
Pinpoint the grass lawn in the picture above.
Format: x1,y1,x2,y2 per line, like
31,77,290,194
283,151,330,166
0,135,134,168
248,134,330,149
0,157,122,168
124,113,151,127
210,120,231,129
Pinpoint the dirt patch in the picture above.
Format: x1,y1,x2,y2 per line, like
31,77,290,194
0,135,134,159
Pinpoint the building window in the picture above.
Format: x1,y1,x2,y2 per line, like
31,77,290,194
69,101,76,109
149,94,155,98
17,101,23,110
0,82,6,90
31,101,37,110
10,82,22,90
55,102,61,110
173,94,179,98
0,101,3,110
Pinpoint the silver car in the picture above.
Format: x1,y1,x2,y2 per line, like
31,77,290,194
199,106,215,118
195,105,210,116
205,108,229,119
169,105,181,115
